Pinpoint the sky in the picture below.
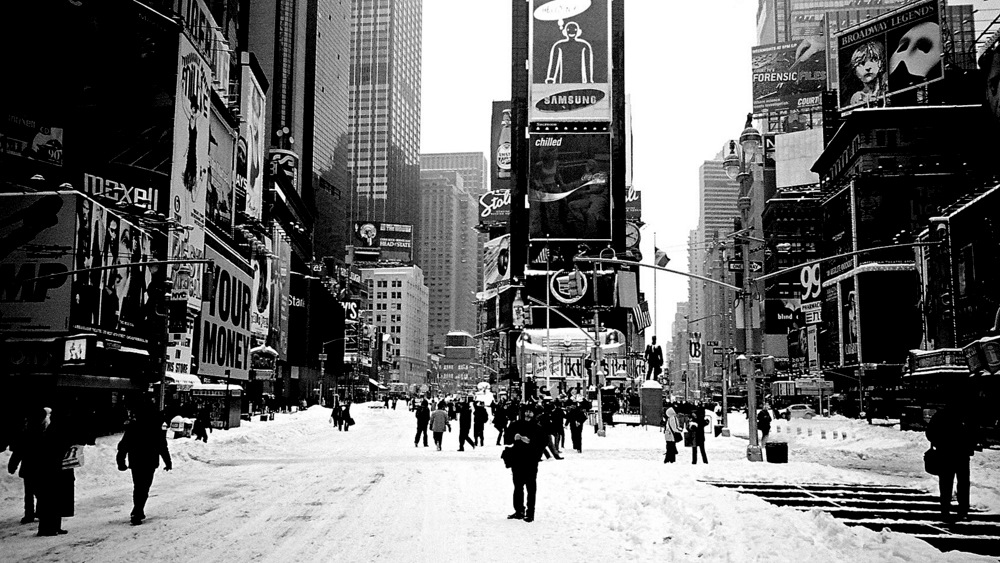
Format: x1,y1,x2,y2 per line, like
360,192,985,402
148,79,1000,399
419,0,996,343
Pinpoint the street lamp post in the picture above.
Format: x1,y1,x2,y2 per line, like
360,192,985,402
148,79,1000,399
723,113,764,462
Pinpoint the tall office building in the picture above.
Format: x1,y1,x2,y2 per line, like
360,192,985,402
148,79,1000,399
362,266,428,385
310,0,354,259
348,0,422,228
756,0,910,45
418,170,479,354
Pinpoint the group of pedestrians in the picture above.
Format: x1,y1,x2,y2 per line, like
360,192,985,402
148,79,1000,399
662,402,710,464
328,399,354,431
6,401,172,536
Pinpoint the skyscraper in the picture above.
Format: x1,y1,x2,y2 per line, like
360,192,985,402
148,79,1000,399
420,153,488,196
362,266,429,385
419,170,478,354
348,0,422,228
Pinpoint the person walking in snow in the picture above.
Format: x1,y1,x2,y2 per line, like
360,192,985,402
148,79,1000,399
493,401,509,446
192,407,211,443
504,403,547,522
926,396,981,521
341,401,353,431
566,401,587,453
414,399,431,447
549,401,566,452
689,404,709,464
457,400,476,451
663,406,682,463
429,401,450,451
757,405,772,445
7,408,46,524
473,401,489,447
117,405,172,526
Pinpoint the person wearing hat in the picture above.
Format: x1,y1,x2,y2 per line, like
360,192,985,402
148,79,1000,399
503,403,547,522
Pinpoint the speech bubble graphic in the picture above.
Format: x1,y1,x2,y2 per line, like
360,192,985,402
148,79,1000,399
534,0,591,28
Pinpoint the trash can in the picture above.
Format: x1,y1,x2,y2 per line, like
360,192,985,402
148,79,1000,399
765,441,788,463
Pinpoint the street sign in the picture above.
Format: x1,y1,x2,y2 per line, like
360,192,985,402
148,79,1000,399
713,347,723,355
726,260,764,272
317,353,328,361
706,340,720,347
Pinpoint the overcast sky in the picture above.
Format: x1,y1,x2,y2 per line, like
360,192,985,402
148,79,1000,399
420,0,991,342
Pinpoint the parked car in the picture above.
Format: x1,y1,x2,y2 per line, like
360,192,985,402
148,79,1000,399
781,404,816,420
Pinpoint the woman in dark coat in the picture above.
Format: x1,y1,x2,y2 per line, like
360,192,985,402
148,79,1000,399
690,405,709,464
566,401,588,453
414,400,430,447
7,408,47,524
457,401,476,451
473,401,489,447
34,407,74,536
493,402,508,446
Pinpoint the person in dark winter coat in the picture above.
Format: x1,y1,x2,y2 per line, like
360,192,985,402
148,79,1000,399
340,401,353,431
566,402,588,453
549,403,566,452
447,401,456,421
504,404,547,522
429,401,450,451
690,405,709,464
117,406,172,526
414,400,431,447
192,407,211,443
457,401,476,451
473,402,489,447
7,408,47,524
757,405,772,445
926,401,981,521
493,403,508,446
32,407,74,536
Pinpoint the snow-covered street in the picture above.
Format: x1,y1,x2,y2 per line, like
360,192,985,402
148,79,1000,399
2,405,998,562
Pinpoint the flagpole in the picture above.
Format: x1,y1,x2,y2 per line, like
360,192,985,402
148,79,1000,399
653,232,658,339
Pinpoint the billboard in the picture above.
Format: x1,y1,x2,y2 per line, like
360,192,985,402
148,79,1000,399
0,115,64,167
353,221,381,261
271,227,291,357
530,0,611,121
206,108,235,234
379,223,413,263
237,58,267,222
69,195,158,345
624,185,641,221
199,241,253,380
836,0,943,111
528,131,611,241
479,189,511,226
250,236,272,339
490,102,512,190
0,193,75,333
483,234,512,299
981,31,1000,126
168,34,211,310
752,41,827,114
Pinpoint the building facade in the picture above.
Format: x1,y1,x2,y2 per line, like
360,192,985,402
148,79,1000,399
362,266,428,385
418,170,478,354
348,0,422,228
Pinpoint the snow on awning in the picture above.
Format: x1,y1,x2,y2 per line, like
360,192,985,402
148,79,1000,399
165,372,201,390
191,382,243,397
368,378,387,390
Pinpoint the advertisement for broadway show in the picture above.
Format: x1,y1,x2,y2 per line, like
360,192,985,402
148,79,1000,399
752,41,827,114
837,0,943,111
528,131,611,241
530,0,611,121
483,234,512,300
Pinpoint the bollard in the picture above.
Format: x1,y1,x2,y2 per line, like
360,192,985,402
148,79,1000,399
833,431,839,439
796,427,802,435
842,432,847,439
820,430,826,439
807,428,813,437
775,425,781,433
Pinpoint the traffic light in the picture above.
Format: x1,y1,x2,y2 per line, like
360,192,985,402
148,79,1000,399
761,355,775,376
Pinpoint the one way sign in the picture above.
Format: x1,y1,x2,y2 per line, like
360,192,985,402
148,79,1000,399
727,260,764,273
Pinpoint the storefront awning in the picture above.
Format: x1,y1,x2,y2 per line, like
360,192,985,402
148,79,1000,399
165,372,201,390
368,378,388,390
191,382,243,397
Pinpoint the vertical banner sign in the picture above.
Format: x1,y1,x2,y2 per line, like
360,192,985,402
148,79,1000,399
238,62,266,221
528,132,611,241
688,335,703,365
530,0,611,121
169,34,211,310
206,109,235,234
483,234,512,299
271,227,291,357
836,0,943,111
200,243,253,380
250,235,272,340
0,193,74,332
806,324,820,374
841,277,859,365
490,102,512,189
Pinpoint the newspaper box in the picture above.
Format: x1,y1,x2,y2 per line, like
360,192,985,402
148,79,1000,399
169,416,193,439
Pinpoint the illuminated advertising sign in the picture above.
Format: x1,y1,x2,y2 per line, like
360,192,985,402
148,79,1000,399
353,221,381,262
528,131,611,241
530,0,611,121
490,101,512,190
250,235,272,339
206,108,235,234
199,241,253,380
0,192,75,333
836,0,943,111
752,41,827,113
379,223,413,263
479,189,511,226
483,234,512,299
237,58,266,221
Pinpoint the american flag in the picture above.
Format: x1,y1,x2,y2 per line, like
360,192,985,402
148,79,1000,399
632,300,651,332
